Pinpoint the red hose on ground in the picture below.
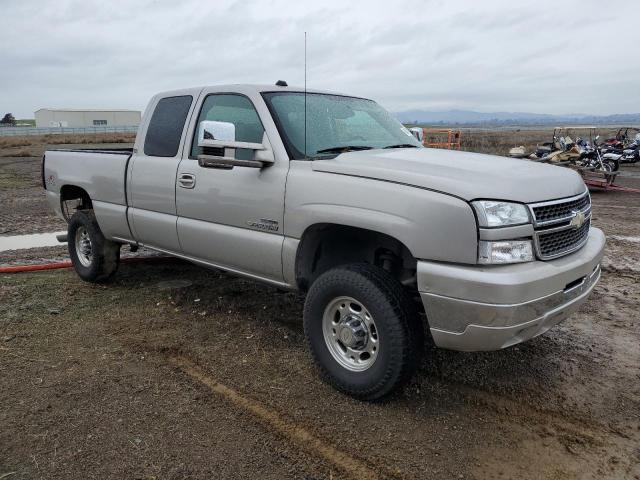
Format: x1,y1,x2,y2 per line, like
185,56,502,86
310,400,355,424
0,261,73,273
0,255,173,274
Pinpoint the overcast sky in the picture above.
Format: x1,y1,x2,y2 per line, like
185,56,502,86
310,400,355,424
1,0,638,118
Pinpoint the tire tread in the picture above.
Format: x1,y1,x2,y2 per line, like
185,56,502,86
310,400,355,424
303,263,423,401
68,209,120,283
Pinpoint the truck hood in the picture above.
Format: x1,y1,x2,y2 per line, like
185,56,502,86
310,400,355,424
311,148,586,203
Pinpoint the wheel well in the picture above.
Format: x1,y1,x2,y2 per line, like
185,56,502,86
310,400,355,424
295,224,417,292
60,185,92,221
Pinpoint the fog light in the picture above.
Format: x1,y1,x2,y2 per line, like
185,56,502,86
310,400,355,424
478,240,533,264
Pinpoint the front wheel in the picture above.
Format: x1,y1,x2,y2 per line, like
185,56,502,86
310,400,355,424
68,209,120,283
303,264,423,401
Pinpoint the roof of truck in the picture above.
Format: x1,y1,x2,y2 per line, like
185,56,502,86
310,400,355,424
154,83,358,99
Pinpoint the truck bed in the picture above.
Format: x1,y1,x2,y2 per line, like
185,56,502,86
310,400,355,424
43,148,135,241
44,148,132,207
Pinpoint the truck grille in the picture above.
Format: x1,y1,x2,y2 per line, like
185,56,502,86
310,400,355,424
531,192,590,225
529,191,591,260
536,219,590,259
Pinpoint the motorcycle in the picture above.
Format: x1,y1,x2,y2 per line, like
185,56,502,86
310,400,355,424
600,131,640,164
587,136,620,173
604,127,638,147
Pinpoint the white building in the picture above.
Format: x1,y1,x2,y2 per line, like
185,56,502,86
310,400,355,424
34,109,141,128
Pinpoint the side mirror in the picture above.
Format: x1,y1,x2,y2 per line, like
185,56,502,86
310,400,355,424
408,127,424,142
198,120,263,151
197,120,274,169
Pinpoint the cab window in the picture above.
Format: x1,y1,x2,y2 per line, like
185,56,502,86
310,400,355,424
144,95,193,157
190,94,264,160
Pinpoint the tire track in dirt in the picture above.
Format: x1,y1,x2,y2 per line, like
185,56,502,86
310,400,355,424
170,354,405,480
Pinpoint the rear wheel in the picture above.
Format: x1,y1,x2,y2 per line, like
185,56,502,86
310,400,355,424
303,263,423,401
68,210,120,282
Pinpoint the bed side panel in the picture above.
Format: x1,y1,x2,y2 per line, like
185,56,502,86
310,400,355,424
43,150,132,240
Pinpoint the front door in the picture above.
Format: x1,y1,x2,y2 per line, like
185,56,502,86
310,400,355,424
175,92,288,283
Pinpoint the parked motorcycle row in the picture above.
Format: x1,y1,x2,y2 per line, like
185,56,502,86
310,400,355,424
509,126,639,186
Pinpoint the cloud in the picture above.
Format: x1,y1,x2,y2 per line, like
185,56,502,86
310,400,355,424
0,0,637,117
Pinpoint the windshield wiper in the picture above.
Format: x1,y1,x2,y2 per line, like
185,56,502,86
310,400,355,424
383,143,419,149
316,145,374,154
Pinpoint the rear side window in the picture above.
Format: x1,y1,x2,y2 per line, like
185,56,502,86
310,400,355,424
144,95,193,157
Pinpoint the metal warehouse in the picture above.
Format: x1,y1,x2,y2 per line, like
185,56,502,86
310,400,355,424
34,109,141,128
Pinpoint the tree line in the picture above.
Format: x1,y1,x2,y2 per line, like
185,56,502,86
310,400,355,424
1,113,16,126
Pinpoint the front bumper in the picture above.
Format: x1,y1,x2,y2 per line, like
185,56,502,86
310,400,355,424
418,227,605,351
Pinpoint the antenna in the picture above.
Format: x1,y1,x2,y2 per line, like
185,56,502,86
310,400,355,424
304,31,307,160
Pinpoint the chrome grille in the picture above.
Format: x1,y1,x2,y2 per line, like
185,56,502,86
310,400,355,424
536,219,590,259
529,190,591,260
530,191,591,227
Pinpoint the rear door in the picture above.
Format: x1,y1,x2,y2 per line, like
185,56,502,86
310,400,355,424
175,90,289,283
128,92,199,251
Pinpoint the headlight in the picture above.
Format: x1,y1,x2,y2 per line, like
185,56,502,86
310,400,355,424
472,200,530,227
478,240,533,264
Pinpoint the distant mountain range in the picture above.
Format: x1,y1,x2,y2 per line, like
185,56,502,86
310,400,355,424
394,109,640,126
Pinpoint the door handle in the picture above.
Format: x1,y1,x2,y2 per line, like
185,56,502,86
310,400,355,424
178,173,196,189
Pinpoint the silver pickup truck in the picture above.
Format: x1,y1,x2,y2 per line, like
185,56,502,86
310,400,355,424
43,83,605,400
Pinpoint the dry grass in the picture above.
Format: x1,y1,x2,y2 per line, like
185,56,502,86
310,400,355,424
0,133,135,148
460,130,550,155
0,148,33,157
0,138,33,148
419,128,553,156
42,133,136,144
0,133,136,158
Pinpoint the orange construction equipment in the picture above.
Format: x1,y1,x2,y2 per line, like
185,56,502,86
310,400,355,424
421,128,462,150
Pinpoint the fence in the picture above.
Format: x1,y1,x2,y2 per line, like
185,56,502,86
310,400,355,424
0,125,139,137
421,128,462,150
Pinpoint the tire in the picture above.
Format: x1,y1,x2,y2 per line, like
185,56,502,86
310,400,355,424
607,159,620,172
303,263,423,401
67,209,120,283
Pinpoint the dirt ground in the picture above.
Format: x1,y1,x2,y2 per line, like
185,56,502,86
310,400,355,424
1,135,639,480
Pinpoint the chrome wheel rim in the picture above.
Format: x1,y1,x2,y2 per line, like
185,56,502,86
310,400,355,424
322,296,379,372
75,226,93,267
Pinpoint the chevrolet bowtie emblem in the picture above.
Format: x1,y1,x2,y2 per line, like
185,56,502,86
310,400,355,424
569,210,586,229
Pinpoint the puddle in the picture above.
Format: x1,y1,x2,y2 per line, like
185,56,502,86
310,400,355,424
0,231,67,252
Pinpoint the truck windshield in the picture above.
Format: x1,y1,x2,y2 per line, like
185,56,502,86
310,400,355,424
262,92,422,159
